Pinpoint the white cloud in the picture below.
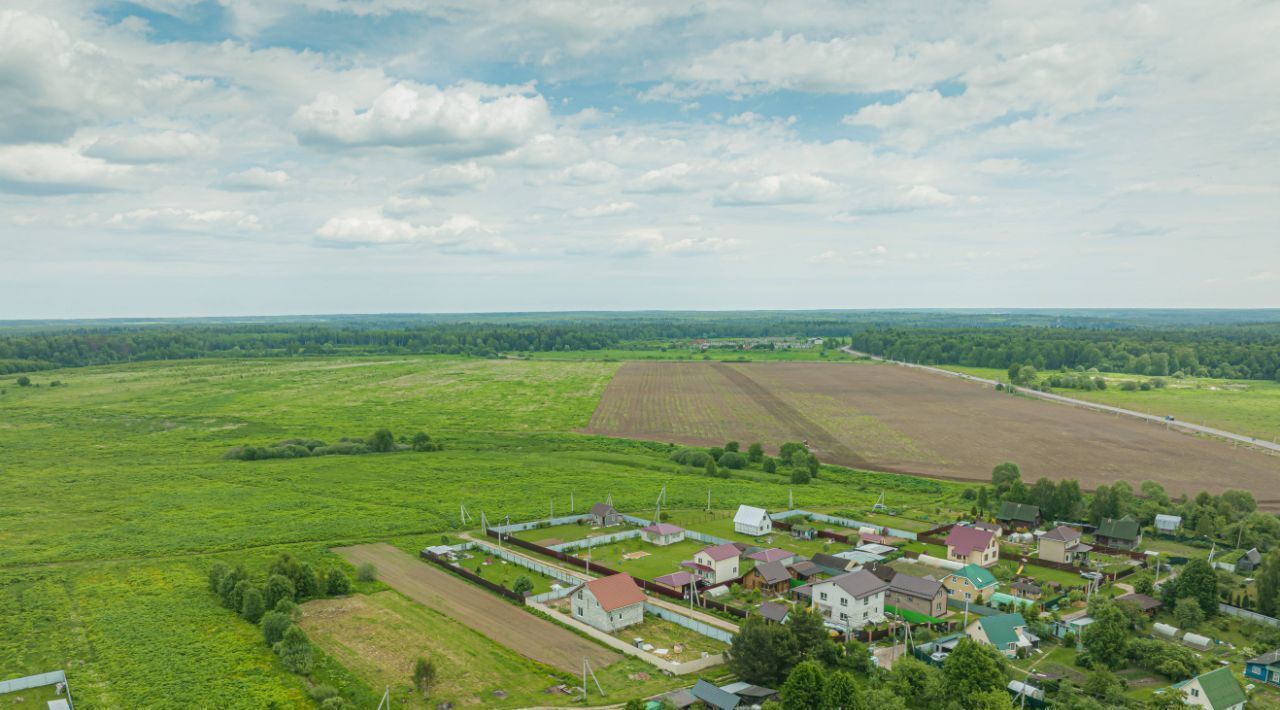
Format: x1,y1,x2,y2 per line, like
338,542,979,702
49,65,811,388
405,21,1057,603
406,161,494,194
569,201,638,218
291,82,551,156
0,145,130,195
106,208,261,233
315,208,501,249
626,162,701,193
836,185,959,216
217,167,291,191
554,160,619,184
83,130,213,164
590,229,742,258
716,173,835,206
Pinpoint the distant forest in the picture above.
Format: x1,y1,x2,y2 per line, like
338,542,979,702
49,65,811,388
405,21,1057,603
852,327,1280,381
3,310,1280,376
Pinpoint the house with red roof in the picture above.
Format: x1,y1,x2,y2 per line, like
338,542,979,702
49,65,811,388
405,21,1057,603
682,543,742,584
640,522,685,546
572,573,646,632
945,525,999,568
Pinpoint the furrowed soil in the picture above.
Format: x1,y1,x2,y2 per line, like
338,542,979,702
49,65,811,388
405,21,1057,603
584,361,1280,505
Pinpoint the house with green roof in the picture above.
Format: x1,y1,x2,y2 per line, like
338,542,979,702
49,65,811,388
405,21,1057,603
965,612,1037,658
996,501,1041,532
1094,515,1143,550
943,563,998,603
1170,666,1246,709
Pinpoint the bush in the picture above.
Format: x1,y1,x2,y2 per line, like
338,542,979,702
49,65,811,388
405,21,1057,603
208,561,231,593
367,428,396,452
719,451,747,469
325,569,352,596
762,457,778,474
670,448,711,467
274,625,314,674
411,431,441,451
241,586,266,624
261,611,292,645
747,442,764,462
791,469,811,485
512,576,534,596
356,562,377,582
413,657,436,696
264,574,296,609
725,441,740,452
16,376,30,387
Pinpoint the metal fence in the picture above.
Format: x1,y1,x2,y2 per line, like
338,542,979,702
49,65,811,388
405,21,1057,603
551,529,641,552
489,514,590,535
1219,603,1280,627
644,603,735,644
420,551,526,603
466,541,582,586
770,509,919,541
0,670,68,697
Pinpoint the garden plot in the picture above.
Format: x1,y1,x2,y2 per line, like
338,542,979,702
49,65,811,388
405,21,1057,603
571,538,717,581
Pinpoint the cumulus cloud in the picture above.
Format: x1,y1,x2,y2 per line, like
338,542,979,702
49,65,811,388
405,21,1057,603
291,82,551,157
835,185,959,217
554,160,620,185
569,201,638,218
83,131,213,164
315,208,502,250
217,167,291,191
106,208,261,233
406,161,494,194
584,229,742,258
0,145,130,195
715,173,836,206
626,162,702,193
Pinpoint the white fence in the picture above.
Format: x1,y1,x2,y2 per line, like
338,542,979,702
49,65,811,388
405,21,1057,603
644,603,735,644
914,554,963,571
463,541,582,586
770,509,920,541
1219,603,1280,627
551,529,641,552
490,514,590,535
0,670,69,704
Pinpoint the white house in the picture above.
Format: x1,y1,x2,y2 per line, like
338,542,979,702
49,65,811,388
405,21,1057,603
734,505,772,536
1172,667,1247,710
572,573,646,632
808,569,888,631
641,523,685,546
682,543,742,584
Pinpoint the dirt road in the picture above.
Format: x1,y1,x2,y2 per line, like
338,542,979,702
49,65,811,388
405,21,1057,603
334,543,620,674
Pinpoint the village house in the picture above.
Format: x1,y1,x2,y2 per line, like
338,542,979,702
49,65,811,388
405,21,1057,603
746,548,799,566
1038,525,1091,565
787,559,824,582
945,525,999,568
996,502,1041,532
966,613,1036,658
734,505,773,536
1171,666,1247,710
1155,514,1182,535
759,601,790,624
682,543,741,585
1008,580,1042,601
1236,548,1263,574
1246,649,1280,689
969,520,1003,538
640,522,685,546
1115,592,1161,616
944,564,998,603
810,552,857,576
1094,515,1142,550
572,573,645,632
884,571,947,618
742,560,793,597
808,569,888,631
589,502,623,528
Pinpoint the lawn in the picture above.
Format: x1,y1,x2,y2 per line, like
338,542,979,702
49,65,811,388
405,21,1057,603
902,541,949,559
1140,537,1213,560
667,512,852,559
608,615,728,664
570,539,715,581
993,559,1085,589
452,556,562,595
0,683,65,708
512,521,607,546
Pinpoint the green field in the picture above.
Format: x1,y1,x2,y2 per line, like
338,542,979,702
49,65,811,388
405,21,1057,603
937,364,1280,442
0,356,974,707
609,615,727,662
570,538,712,581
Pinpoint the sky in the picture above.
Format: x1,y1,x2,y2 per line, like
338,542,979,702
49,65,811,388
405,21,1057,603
2,1,1279,318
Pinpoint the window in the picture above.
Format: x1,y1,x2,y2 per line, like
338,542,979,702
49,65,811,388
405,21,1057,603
820,592,827,601
965,592,972,600
840,612,848,621
1190,688,1199,698
863,612,868,619
575,607,582,616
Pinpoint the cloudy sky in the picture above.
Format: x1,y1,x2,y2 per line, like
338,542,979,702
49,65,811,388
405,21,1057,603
3,1,1278,318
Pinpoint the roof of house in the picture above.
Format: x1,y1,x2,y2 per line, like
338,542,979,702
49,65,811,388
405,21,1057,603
856,543,898,556
690,679,740,710
653,571,695,587
642,523,684,535
1040,525,1082,542
1247,649,1280,666
997,501,1040,523
788,560,822,578
1154,514,1182,526
1096,516,1140,541
948,563,998,589
658,689,697,709
1115,592,1162,612
975,612,1027,648
889,571,943,599
721,682,778,699
1186,667,1247,709
810,552,853,572
1009,580,1042,595
747,548,795,563
835,550,883,565
823,569,890,599
699,543,742,562
946,525,996,556
971,521,1002,533
583,573,646,611
759,601,790,623
752,560,793,585
734,504,770,525
1241,548,1263,564
590,502,617,517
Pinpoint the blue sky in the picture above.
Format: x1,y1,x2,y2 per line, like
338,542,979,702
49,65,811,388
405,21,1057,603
2,0,1278,318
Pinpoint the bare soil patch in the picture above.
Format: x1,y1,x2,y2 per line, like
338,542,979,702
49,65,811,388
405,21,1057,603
334,543,619,674
584,361,1280,505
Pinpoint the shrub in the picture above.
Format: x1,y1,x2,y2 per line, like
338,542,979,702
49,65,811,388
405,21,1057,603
413,657,436,696
670,449,711,467
274,625,314,674
763,458,777,474
367,428,396,452
241,586,266,624
718,451,747,469
791,469,811,485
512,576,534,596
261,611,291,645
264,574,296,609
725,441,740,452
356,563,377,582
747,442,764,462
208,561,231,593
16,376,30,386
325,569,351,596
295,563,321,599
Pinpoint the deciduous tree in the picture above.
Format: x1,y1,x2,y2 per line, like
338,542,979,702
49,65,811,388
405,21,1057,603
780,661,825,710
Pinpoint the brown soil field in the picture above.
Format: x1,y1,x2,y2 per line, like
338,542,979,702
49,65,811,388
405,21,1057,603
584,361,1280,506
334,543,619,674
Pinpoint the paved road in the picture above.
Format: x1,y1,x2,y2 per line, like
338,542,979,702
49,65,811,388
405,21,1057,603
843,347,1280,455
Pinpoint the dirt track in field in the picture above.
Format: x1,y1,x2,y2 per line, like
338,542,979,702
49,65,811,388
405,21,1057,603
583,361,1280,506
334,543,619,674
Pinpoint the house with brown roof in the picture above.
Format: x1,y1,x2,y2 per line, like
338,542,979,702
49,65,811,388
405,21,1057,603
946,525,999,568
1115,592,1162,615
1008,580,1042,600
808,569,888,630
810,552,857,575
590,502,623,527
1038,526,1091,565
641,523,685,546
787,559,824,582
682,543,742,584
742,560,793,597
572,573,645,632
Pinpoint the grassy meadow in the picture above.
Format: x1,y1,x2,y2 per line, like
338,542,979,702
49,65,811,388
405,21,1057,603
0,355,969,707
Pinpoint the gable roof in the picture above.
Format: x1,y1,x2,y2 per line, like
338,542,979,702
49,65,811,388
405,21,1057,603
889,572,943,599
1040,525,1082,542
1154,514,1182,527
970,521,1002,533
1115,592,1161,612
1096,516,1140,541
866,562,898,583
788,560,822,578
583,573,645,611
948,564,998,589
759,601,790,623
653,571,695,588
752,560,793,585
997,501,1040,523
691,679,740,710
946,525,996,556
1009,580,1042,595
810,552,853,572
590,502,616,517
1191,666,1247,709
976,612,1027,648
642,522,684,535
747,548,795,563
824,569,889,599
734,505,770,525
1241,548,1263,564
1248,649,1280,666
699,543,742,562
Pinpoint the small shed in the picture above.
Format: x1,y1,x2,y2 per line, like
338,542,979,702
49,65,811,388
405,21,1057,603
1237,548,1263,573
734,505,773,536
590,502,623,527
1154,514,1182,534
690,679,740,710
759,601,790,624
1182,632,1212,651
641,523,685,546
